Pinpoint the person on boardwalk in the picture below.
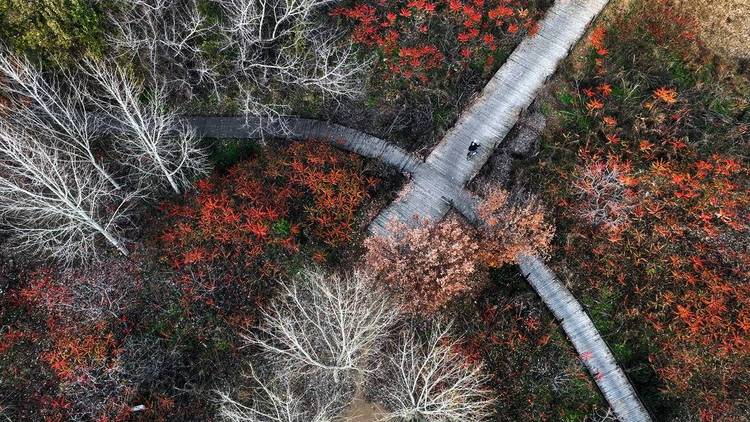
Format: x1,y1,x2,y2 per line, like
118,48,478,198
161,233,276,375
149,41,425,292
467,140,481,158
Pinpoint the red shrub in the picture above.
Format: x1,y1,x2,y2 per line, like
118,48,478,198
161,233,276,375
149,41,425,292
160,141,374,271
332,0,541,84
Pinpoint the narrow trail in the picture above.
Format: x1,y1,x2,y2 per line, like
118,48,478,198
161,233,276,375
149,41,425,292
518,255,652,422
187,112,652,421
453,191,652,422
187,116,422,173
358,0,654,419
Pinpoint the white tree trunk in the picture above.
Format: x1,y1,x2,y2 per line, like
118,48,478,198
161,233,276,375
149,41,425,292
86,61,208,196
0,50,122,190
0,127,134,263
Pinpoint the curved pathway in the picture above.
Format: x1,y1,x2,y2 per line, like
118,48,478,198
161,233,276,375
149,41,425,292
183,1,653,418
187,113,652,421
186,116,423,174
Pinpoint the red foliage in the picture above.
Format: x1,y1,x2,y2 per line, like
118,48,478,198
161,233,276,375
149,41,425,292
42,322,118,381
332,0,540,84
0,328,26,354
160,142,374,269
15,269,72,316
589,26,607,56
544,5,750,415
0,142,377,420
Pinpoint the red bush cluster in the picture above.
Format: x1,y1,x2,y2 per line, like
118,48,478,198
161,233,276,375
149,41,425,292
543,5,750,417
0,142,378,421
161,142,374,266
4,267,136,422
332,0,539,83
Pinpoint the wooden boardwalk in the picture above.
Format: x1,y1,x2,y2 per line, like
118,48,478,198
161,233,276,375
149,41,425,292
187,116,423,174
359,0,653,420
518,255,652,422
186,113,653,420
370,0,610,234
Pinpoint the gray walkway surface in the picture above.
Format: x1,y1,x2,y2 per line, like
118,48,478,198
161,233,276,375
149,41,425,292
361,0,653,420
188,116,422,173
519,255,652,422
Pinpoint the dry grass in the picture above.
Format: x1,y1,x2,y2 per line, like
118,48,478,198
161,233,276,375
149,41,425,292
672,0,750,59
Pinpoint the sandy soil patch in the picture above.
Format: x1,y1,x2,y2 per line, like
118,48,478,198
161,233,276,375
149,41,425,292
339,397,385,422
673,0,750,59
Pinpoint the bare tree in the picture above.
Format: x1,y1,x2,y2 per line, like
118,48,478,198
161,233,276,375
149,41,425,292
221,0,369,129
86,61,209,195
572,158,635,231
245,268,398,382
0,126,134,261
101,0,219,96
99,0,368,133
277,30,365,99
220,0,366,92
216,367,349,422
49,257,139,322
375,324,494,422
218,268,395,422
0,50,121,189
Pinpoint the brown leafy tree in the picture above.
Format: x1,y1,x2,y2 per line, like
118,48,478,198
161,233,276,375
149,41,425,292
475,186,555,267
363,216,482,315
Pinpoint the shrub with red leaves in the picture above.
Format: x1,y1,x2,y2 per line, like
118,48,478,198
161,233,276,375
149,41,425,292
161,141,374,266
332,0,542,84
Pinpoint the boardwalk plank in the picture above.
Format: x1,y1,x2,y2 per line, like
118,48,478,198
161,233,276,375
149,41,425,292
187,116,423,173
518,254,651,421
366,0,651,418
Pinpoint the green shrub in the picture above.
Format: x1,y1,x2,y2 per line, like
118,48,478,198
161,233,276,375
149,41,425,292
0,0,104,64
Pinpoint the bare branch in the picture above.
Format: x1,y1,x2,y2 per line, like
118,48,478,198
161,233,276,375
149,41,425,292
245,268,398,382
375,324,495,422
100,0,219,96
216,367,347,422
99,0,370,125
221,0,370,121
572,158,636,231
0,49,121,189
0,126,134,262
86,61,210,195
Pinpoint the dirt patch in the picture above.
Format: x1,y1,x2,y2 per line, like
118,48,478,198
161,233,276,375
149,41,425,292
339,398,384,422
673,0,750,60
